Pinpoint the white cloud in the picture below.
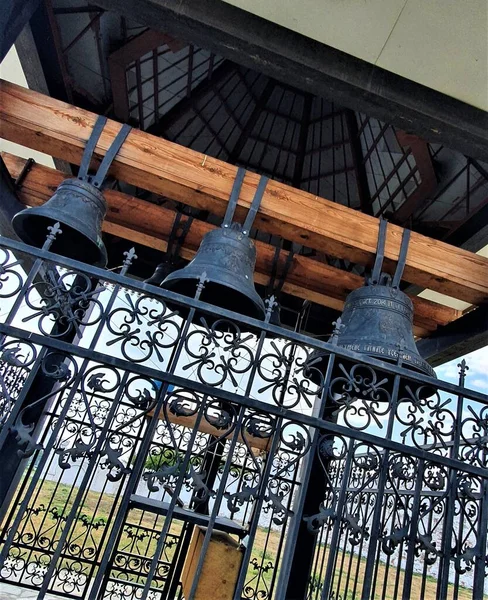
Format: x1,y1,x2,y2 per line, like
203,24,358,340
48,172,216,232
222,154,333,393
435,346,488,392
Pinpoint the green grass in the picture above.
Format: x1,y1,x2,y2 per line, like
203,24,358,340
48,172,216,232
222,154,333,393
3,479,485,600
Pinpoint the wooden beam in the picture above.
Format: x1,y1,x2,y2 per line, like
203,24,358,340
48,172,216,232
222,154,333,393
1,80,487,306
417,305,488,368
2,152,461,337
94,0,488,162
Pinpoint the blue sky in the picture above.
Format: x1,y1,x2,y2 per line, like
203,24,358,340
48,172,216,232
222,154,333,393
435,345,488,393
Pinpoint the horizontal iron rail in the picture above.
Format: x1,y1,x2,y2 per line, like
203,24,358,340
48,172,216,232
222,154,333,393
129,495,247,536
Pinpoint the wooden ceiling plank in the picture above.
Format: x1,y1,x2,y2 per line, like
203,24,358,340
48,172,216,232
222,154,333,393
1,80,487,304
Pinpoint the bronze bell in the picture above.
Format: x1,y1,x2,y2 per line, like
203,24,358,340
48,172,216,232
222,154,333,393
162,226,265,319
11,116,130,267
160,168,267,321
334,277,435,377
308,220,436,389
12,179,108,267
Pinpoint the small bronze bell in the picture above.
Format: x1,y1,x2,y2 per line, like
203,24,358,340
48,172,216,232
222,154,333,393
160,168,267,321
12,116,130,267
12,179,108,266
307,220,436,390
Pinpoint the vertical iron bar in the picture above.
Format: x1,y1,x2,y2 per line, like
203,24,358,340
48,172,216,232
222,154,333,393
401,459,425,600
357,370,401,600
437,363,465,599
88,300,201,599
185,326,272,600
277,354,336,600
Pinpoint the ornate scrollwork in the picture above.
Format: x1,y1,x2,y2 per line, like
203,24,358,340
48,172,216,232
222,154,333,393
100,376,161,481
262,421,311,526
396,385,456,452
304,435,348,532
56,365,121,470
460,403,488,468
182,318,255,388
0,340,37,426
22,270,104,337
257,342,318,409
104,292,182,364
328,363,391,430
10,352,77,458
0,248,24,299
243,557,274,600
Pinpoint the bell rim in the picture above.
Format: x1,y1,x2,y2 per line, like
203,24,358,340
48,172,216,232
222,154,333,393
12,207,108,267
162,268,266,320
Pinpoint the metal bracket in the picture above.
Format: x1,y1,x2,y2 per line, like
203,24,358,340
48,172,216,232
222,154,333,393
371,218,387,284
222,167,246,229
14,158,35,190
166,211,193,263
268,242,300,297
77,115,131,188
242,175,268,235
392,228,411,289
221,167,269,236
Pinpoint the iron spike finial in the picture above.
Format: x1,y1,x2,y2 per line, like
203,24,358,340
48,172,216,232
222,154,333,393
43,222,63,251
121,247,137,275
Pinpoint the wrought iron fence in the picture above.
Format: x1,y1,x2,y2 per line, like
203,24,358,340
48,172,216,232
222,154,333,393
0,229,486,600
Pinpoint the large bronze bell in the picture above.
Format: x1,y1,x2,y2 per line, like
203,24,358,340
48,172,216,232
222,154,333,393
308,220,436,388
160,168,267,321
334,277,435,377
12,116,130,267
12,179,108,266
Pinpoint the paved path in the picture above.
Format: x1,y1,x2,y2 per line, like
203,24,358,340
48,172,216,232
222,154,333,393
0,582,59,599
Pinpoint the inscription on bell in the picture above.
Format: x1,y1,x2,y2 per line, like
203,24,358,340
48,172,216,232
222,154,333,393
348,297,411,316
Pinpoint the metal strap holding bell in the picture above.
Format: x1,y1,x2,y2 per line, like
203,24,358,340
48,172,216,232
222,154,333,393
77,116,131,188
268,242,299,297
369,217,410,288
167,212,194,262
221,167,269,235
265,241,300,327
